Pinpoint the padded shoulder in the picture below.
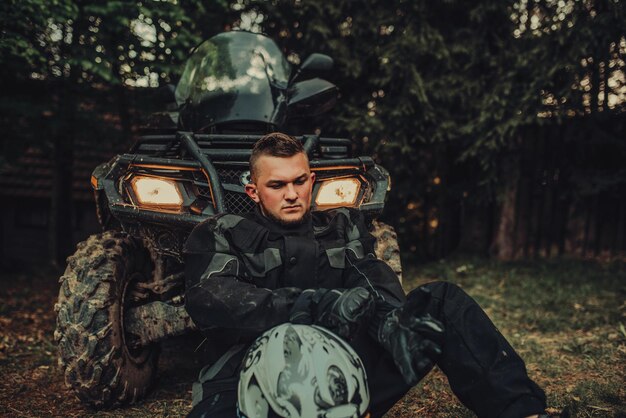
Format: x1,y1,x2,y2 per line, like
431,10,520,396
184,213,270,254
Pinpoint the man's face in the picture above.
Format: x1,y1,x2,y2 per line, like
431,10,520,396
245,153,316,226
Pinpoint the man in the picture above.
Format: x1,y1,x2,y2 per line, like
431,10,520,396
184,132,547,417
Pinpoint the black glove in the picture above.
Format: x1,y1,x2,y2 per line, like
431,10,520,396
371,288,444,385
290,287,375,341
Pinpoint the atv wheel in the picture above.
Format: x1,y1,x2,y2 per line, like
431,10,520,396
370,220,403,283
54,230,159,408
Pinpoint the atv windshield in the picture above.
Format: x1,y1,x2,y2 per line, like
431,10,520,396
175,31,291,130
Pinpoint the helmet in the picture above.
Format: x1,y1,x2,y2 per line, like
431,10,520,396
237,324,370,418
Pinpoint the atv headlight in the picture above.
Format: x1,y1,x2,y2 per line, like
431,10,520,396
130,176,183,208
315,178,360,207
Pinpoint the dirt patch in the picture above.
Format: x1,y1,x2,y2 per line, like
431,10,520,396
0,272,83,417
1,271,226,417
1,259,625,417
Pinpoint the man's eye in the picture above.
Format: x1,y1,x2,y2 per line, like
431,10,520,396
270,184,282,189
295,179,306,185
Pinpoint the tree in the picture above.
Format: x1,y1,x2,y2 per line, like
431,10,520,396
0,0,234,266
1,0,623,262
242,0,625,259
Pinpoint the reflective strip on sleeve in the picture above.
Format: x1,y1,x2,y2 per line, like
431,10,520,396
198,253,239,285
346,239,365,260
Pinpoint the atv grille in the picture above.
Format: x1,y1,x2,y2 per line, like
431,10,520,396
225,191,256,214
216,167,248,184
195,186,254,214
215,167,255,213
195,167,255,214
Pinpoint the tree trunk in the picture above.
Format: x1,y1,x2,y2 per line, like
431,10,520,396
108,37,133,144
421,183,431,259
114,83,133,144
49,80,76,268
613,196,626,255
490,150,521,260
48,10,85,267
457,199,490,255
523,134,539,257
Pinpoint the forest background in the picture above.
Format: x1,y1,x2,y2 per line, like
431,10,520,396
0,2,625,417
0,0,624,266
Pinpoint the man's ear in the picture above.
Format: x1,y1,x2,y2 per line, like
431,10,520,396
245,183,260,203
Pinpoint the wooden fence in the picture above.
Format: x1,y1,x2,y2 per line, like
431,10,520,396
392,115,626,261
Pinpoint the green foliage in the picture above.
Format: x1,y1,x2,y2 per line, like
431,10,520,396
236,0,625,259
0,0,236,164
0,0,231,86
0,0,76,78
3,0,622,175
1,0,623,259
248,1,624,165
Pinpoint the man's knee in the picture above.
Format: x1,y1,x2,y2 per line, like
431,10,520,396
406,281,478,321
419,280,473,301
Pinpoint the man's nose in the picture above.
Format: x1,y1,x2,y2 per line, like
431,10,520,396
284,183,298,200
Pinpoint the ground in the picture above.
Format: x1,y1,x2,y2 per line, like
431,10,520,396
0,257,624,417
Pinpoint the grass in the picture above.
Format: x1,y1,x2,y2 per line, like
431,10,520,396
0,258,624,417
384,257,626,417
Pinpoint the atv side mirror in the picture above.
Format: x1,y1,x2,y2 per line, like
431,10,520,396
300,53,334,72
287,78,338,118
291,53,334,82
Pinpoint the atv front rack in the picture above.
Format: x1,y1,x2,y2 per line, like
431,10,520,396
129,132,352,160
93,132,390,231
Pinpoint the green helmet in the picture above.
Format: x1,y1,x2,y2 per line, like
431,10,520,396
237,324,370,418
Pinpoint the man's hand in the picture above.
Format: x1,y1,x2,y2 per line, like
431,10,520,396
290,287,375,341
377,308,444,385
372,287,445,386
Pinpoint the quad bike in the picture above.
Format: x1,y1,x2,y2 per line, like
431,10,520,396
54,31,402,408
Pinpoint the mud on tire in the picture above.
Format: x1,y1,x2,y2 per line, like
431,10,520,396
370,220,403,283
54,230,159,408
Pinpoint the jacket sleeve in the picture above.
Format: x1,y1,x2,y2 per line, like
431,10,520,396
183,215,302,336
337,209,406,307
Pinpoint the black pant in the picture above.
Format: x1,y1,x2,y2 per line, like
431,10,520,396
188,281,546,418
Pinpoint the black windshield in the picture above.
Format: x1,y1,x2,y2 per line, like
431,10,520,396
175,31,291,131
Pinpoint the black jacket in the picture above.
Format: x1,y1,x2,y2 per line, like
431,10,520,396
184,208,549,418
183,207,405,339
